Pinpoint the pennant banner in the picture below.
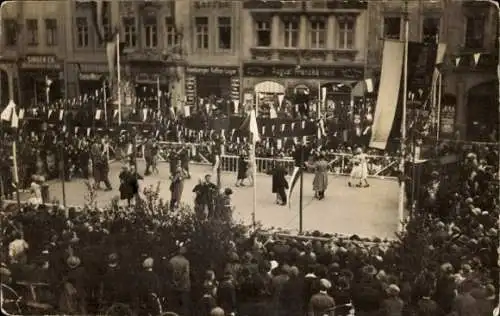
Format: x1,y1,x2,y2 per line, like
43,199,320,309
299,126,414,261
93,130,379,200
287,166,302,208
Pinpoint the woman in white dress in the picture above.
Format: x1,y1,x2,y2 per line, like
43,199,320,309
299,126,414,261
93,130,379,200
348,148,370,188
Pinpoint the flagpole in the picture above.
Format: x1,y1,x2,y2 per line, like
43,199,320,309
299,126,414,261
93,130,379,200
436,72,442,144
299,141,304,234
251,132,257,230
157,75,161,113
103,80,108,127
117,32,122,126
398,0,409,231
12,138,21,210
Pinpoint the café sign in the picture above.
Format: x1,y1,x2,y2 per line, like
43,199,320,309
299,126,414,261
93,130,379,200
243,64,364,81
21,55,61,70
186,66,238,76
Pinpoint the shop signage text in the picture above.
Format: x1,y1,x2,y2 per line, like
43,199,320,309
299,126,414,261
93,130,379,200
135,73,168,83
194,0,231,9
186,66,238,76
243,64,364,81
79,73,103,81
243,0,284,9
21,55,60,70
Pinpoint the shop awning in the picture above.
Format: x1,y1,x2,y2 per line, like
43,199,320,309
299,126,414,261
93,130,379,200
254,81,285,94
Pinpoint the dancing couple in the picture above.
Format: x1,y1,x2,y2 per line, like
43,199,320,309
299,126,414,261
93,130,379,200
235,151,254,187
348,147,370,188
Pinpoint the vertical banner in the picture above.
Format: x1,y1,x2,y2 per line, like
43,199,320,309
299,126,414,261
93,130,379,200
185,75,197,109
230,77,240,103
369,40,405,150
388,42,438,145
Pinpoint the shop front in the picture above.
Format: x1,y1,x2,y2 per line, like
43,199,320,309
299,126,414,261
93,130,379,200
18,55,64,106
242,63,364,117
77,63,109,96
185,65,240,111
128,60,170,109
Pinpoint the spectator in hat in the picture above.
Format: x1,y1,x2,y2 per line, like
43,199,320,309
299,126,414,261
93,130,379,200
168,244,191,315
99,253,128,308
218,269,237,316
307,278,335,316
135,257,161,314
280,266,304,316
380,284,404,316
451,279,479,316
198,277,218,316
474,283,496,316
8,231,29,265
59,256,87,314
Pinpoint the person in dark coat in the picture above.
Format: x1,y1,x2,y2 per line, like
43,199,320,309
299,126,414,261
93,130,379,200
280,266,304,316
236,153,248,187
119,165,143,206
169,151,179,175
135,257,162,315
272,163,288,206
307,279,335,316
179,145,191,179
218,270,237,315
99,253,128,308
379,284,404,316
143,139,154,176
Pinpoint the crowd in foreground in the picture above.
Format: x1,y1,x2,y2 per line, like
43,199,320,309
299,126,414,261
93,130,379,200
1,140,499,316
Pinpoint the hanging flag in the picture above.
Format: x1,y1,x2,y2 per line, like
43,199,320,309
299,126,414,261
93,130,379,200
369,40,405,150
18,109,24,120
455,57,461,67
277,94,284,107
365,79,374,93
473,53,481,66
1,100,15,121
233,100,240,114
239,110,261,143
287,166,302,208
11,108,19,128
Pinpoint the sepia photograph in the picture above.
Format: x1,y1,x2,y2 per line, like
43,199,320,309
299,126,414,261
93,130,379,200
0,0,498,315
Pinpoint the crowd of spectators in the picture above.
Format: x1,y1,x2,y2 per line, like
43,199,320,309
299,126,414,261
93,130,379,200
0,141,498,316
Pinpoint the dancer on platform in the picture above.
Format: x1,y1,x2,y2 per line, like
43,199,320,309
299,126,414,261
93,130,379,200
306,152,329,200
170,164,188,209
235,152,248,187
348,147,370,188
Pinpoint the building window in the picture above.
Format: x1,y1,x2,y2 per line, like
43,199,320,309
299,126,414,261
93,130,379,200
218,17,232,50
76,17,89,47
100,17,111,45
383,17,401,40
283,20,299,48
45,19,57,46
255,20,271,47
123,17,137,48
26,19,38,46
195,17,209,50
422,17,440,44
165,17,178,48
3,19,17,46
309,18,326,48
465,15,484,49
144,17,158,48
338,18,354,49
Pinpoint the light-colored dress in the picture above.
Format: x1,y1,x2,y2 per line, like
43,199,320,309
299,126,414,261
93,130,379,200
359,153,369,180
312,159,329,192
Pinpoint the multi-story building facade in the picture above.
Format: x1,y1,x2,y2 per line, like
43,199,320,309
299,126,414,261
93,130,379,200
240,0,369,110
366,0,499,141
0,1,69,107
1,0,498,141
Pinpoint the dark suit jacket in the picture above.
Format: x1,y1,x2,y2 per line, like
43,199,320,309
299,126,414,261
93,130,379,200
308,292,335,316
272,166,288,193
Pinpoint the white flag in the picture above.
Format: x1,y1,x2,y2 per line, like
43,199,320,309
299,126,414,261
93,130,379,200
473,53,481,66
1,100,15,121
11,109,18,128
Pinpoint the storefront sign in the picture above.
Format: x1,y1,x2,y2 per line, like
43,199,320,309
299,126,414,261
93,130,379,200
243,64,364,81
20,55,61,70
326,0,368,9
440,105,456,136
243,0,284,9
186,66,238,77
194,0,231,9
79,73,103,81
135,73,168,84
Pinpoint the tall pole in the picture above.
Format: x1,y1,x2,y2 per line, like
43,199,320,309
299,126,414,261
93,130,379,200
398,0,409,231
103,80,108,127
157,75,161,113
299,142,304,234
251,132,257,231
117,33,122,125
12,139,21,210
